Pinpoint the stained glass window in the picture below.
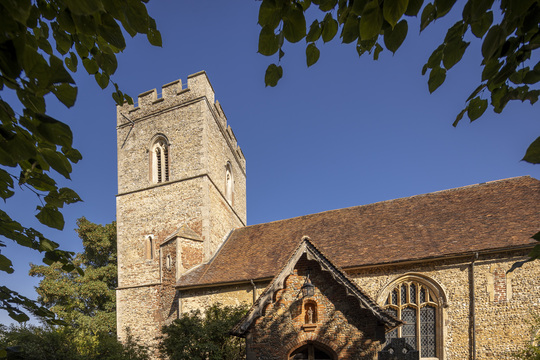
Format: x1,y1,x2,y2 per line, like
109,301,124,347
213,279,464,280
383,280,439,359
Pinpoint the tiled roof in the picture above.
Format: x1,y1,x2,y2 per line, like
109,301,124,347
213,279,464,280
231,237,402,337
177,176,540,288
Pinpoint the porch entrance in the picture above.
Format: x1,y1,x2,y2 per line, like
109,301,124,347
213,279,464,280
289,343,334,360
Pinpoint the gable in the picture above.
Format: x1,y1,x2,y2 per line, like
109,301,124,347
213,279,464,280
231,237,400,338
177,176,540,289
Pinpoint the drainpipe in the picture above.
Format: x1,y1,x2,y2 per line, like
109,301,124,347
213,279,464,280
470,252,478,360
250,279,256,304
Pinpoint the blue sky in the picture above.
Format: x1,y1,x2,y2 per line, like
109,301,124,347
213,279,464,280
1,1,539,325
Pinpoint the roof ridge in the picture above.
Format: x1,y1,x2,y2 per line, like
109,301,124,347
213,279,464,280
242,176,536,229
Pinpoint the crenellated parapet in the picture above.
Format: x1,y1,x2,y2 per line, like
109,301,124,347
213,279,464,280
117,71,246,172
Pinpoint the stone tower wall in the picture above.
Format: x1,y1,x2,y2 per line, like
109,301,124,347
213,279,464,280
116,71,246,350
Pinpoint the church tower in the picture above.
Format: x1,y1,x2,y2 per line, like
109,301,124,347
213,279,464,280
115,71,246,347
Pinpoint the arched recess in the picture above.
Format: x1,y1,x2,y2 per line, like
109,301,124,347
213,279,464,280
287,341,338,360
225,161,234,205
377,273,447,360
149,134,170,184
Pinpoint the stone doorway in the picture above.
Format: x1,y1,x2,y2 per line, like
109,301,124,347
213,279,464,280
289,343,335,360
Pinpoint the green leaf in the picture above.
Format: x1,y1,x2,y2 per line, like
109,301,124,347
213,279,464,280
481,25,506,60
95,72,110,89
16,89,46,114
0,254,14,274
467,96,488,121
453,108,467,127
306,20,322,42
523,70,540,84
428,66,446,93
64,0,104,15
39,148,72,179
62,147,83,163
384,20,408,53
83,57,99,74
359,1,383,40
25,173,57,192
146,17,162,47
522,136,540,164
383,0,409,28
319,0,337,11
442,39,469,70
322,14,338,42
98,13,126,50
259,0,283,29
420,3,436,31
405,0,424,16
52,28,73,55
265,64,283,87
471,11,493,38
373,42,383,60
36,206,65,230
52,83,77,107
50,56,76,85
283,7,306,43
123,0,149,34
35,114,73,148
306,43,320,67
352,0,369,15
426,44,444,68
65,52,78,72
258,26,280,56
342,14,360,43
434,0,457,17
470,0,494,22
481,58,501,81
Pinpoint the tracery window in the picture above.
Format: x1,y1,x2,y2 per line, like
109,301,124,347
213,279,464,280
382,279,441,359
151,137,169,184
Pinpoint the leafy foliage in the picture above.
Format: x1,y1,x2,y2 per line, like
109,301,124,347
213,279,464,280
29,218,117,335
257,0,540,161
513,314,540,359
0,324,148,360
159,303,248,360
0,0,160,322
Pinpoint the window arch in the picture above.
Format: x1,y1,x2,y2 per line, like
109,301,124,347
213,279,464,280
225,162,233,205
378,274,446,359
150,135,169,184
145,235,154,260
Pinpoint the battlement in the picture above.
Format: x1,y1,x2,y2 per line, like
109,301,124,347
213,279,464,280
117,71,245,170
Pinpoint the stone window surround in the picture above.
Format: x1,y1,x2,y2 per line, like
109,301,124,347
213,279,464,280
377,273,448,360
148,134,170,184
145,235,154,260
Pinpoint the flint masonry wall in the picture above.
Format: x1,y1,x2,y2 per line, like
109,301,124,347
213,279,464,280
116,71,246,351
177,250,540,359
350,250,540,360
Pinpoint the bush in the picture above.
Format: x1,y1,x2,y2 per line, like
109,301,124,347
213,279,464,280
0,324,148,360
159,303,247,360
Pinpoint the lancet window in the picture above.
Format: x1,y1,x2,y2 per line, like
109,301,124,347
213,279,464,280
151,137,169,184
225,162,233,204
382,278,442,359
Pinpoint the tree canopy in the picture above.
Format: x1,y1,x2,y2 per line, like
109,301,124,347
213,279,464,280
29,218,117,335
0,0,160,323
258,0,540,162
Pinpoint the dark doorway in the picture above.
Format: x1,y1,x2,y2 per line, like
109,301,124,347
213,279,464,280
289,343,334,360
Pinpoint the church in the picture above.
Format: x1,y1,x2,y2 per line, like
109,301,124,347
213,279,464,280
115,71,540,360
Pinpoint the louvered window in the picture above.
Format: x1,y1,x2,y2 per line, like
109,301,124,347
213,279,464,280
151,137,169,184
384,281,438,358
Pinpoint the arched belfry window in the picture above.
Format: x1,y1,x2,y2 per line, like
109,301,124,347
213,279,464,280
378,274,446,359
225,162,233,205
151,136,169,184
